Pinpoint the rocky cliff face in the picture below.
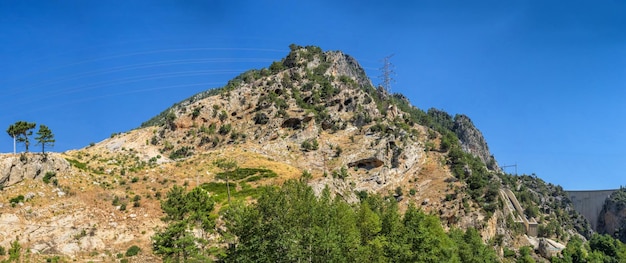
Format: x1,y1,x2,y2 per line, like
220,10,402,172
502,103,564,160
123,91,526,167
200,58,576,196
0,153,70,188
426,108,498,171
598,189,626,242
453,115,499,171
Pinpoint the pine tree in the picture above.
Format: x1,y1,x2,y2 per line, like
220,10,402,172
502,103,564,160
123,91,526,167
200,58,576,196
35,124,55,154
6,121,36,153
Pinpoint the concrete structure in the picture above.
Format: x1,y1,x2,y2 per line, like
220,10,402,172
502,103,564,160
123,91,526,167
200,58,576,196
538,238,566,258
566,189,618,231
500,189,538,237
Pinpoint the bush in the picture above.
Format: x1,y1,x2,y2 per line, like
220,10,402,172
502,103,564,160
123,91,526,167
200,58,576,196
332,166,349,179
9,195,24,205
66,158,87,170
42,171,56,184
253,112,269,125
269,61,285,73
334,146,342,157
46,255,62,262
395,187,403,196
503,247,516,258
219,110,228,121
191,107,201,120
125,245,141,257
112,196,120,206
170,146,194,160
301,139,319,151
219,124,232,135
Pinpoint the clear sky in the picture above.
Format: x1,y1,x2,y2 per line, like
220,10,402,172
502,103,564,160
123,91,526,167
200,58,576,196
1,1,624,190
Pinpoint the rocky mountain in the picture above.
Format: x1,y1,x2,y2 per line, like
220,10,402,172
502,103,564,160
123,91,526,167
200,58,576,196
598,188,626,242
0,45,599,262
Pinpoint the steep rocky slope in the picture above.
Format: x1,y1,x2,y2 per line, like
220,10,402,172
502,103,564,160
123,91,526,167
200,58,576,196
598,188,626,242
0,45,593,262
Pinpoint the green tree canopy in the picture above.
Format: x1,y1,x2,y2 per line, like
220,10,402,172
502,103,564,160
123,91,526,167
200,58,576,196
35,124,55,154
6,121,36,153
153,185,216,262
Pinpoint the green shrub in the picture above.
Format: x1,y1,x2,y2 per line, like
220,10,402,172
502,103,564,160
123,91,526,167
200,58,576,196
170,146,194,160
9,195,24,205
301,139,319,151
219,110,228,121
253,112,269,125
269,61,285,73
395,187,403,196
42,171,56,184
219,124,232,135
66,158,87,170
112,196,120,206
503,247,516,258
334,146,342,157
191,107,201,120
332,166,349,179
125,245,141,257
7,240,21,262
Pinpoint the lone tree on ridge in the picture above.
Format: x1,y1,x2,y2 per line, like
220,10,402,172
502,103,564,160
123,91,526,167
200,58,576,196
6,121,36,153
35,124,55,154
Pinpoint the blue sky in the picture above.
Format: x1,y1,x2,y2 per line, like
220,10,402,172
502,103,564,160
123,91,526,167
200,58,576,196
1,1,624,190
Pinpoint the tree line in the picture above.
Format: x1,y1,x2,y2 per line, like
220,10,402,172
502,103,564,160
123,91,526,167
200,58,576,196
152,176,499,262
6,121,55,154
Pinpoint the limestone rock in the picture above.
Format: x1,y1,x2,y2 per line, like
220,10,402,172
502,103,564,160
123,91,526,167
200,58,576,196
598,189,626,242
0,153,70,188
453,115,499,171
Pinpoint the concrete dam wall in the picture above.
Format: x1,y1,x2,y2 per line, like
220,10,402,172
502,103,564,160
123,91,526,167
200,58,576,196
566,190,618,231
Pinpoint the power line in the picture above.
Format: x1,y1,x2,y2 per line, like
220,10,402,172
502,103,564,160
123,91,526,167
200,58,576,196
502,163,518,175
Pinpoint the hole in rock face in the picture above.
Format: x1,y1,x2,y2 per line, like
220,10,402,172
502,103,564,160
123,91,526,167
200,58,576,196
281,118,302,130
348,157,384,170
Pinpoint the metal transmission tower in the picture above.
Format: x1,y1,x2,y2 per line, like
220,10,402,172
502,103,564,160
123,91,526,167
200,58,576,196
379,54,396,94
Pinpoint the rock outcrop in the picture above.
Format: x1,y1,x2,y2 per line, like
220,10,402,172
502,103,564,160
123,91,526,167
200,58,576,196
597,188,626,242
0,153,71,187
453,115,499,171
